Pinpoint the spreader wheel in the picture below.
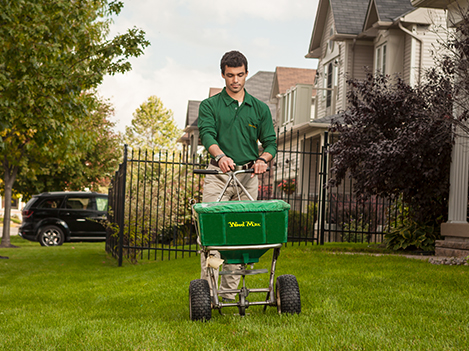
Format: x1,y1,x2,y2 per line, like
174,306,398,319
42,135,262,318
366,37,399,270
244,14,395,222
189,279,212,321
276,274,301,314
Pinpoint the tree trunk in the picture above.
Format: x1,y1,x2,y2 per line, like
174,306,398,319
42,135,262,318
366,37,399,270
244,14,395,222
1,159,18,248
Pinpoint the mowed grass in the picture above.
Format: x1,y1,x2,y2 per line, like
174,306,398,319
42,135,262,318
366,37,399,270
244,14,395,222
1,236,469,350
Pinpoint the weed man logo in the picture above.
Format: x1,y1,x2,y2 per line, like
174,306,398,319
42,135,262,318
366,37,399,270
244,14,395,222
228,221,261,228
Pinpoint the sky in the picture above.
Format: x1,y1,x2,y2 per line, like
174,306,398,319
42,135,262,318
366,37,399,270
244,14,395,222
98,0,320,133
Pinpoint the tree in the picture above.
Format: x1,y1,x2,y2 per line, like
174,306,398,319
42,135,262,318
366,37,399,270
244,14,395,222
124,96,181,152
329,72,453,229
0,0,150,247
15,94,122,198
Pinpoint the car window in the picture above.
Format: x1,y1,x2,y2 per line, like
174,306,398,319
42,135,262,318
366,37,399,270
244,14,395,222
96,197,108,212
24,197,38,210
37,198,63,209
65,197,95,210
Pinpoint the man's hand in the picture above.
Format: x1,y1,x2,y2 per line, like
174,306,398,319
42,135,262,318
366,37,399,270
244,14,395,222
218,156,235,173
252,159,268,177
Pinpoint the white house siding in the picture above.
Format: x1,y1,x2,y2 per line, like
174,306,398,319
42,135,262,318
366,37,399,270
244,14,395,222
315,7,342,120
403,32,412,82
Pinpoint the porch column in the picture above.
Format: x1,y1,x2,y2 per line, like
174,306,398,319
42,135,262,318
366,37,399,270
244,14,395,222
438,128,469,256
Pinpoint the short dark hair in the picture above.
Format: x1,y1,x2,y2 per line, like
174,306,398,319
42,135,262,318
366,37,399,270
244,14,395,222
220,51,248,74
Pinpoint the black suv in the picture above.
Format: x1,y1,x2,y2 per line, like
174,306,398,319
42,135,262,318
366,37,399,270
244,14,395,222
19,191,108,246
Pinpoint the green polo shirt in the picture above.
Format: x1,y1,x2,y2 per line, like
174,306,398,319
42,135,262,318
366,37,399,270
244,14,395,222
198,88,277,165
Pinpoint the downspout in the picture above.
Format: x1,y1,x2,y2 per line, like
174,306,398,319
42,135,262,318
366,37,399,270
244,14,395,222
351,38,356,78
398,20,423,85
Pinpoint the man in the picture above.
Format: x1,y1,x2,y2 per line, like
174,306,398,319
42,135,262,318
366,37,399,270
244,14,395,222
197,50,277,301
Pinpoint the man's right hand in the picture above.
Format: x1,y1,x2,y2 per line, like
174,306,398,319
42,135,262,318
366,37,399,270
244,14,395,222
218,156,235,173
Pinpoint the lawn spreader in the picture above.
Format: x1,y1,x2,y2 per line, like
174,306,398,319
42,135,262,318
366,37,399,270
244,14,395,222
190,168,301,321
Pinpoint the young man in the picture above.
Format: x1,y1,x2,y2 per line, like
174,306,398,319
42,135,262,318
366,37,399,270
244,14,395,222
197,50,277,300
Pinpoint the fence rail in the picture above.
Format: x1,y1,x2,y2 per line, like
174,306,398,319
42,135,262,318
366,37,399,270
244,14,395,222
106,130,396,265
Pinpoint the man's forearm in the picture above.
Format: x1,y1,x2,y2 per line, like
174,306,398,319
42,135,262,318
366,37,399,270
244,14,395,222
208,144,224,158
257,152,273,163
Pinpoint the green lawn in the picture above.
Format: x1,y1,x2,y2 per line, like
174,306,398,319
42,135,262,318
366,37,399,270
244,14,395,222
1,236,468,350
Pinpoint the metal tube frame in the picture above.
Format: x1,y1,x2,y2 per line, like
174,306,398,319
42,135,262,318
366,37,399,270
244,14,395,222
194,168,281,314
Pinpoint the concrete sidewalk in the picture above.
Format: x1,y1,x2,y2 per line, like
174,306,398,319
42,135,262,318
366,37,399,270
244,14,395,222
0,226,19,237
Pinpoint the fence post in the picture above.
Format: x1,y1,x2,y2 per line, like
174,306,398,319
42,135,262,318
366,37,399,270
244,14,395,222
319,131,329,245
118,144,128,267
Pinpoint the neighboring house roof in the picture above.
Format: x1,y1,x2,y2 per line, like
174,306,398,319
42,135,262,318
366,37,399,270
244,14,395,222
270,67,316,101
245,71,275,102
184,100,201,131
177,100,201,143
307,0,369,58
332,0,372,35
374,0,415,21
364,0,416,31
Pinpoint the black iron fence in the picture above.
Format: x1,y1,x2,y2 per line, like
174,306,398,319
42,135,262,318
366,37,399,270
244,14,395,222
106,130,396,265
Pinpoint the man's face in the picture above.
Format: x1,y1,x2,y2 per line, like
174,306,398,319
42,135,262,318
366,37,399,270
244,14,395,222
222,65,248,95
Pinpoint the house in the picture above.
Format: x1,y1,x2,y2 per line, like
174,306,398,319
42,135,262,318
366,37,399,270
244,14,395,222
411,0,469,256
282,0,446,194
178,71,277,160
307,0,445,120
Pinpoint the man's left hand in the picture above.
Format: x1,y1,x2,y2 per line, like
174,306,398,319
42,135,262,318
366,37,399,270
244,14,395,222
251,160,268,177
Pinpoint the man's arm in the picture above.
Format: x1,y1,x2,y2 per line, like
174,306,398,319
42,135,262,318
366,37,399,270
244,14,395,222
208,144,235,173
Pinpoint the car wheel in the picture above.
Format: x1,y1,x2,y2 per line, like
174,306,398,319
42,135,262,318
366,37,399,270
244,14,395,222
276,274,301,314
189,279,212,321
38,225,65,246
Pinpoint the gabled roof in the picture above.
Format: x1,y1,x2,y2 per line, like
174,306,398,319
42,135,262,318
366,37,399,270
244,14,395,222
245,71,275,103
307,0,369,58
363,0,416,31
183,100,201,131
270,67,317,101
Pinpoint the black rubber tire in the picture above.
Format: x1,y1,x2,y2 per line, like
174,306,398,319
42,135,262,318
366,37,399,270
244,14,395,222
189,279,212,321
276,274,301,314
38,225,65,246
238,294,246,316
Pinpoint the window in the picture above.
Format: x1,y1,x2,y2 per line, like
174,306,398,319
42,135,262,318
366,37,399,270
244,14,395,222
96,197,108,212
324,61,338,108
376,43,387,73
65,197,94,210
38,198,63,209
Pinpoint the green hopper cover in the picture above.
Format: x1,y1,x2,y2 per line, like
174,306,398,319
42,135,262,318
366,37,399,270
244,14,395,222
193,200,290,214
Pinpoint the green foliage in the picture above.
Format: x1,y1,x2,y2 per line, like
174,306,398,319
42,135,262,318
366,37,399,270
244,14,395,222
384,197,442,251
288,203,317,239
341,215,369,243
384,219,439,252
329,72,452,225
124,96,181,152
113,151,203,262
0,0,149,244
15,95,122,199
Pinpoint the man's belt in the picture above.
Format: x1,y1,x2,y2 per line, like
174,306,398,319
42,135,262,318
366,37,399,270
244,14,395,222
210,158,254,170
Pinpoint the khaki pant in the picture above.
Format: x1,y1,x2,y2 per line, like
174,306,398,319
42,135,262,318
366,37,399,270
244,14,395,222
199,163,258,300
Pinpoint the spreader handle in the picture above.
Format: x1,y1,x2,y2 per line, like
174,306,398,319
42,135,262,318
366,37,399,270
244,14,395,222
193,167,269,175
193,169,220,174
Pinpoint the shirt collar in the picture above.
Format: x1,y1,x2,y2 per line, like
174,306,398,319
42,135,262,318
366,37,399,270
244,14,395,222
221,87,253,107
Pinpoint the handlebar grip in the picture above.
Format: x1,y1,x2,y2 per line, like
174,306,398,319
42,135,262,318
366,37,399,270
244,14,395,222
244,167,271,173
193,169,220,175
